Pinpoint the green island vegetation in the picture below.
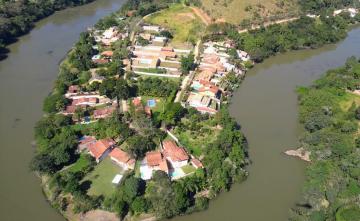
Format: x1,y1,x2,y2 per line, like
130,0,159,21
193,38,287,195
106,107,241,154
289,57,360,221
0,0,95,59
29,0,360,220
30,0,248,220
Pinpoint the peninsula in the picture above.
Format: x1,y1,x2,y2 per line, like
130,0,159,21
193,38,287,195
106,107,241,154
29,0,360,220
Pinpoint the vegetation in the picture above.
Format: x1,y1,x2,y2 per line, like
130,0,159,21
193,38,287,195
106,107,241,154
0,0,95,59
204,14,358,63
199,0,298,24
144,3,205,45
290,57,360,221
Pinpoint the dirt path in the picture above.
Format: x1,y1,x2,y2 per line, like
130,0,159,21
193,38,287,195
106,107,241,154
190,7,212,26
238,17,299,33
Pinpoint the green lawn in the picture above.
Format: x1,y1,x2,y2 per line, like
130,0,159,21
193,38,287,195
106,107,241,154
339,92,360,112
336,206,360,221
82,157,123,197
200,0,298,24
181,165,196,174
68,154,92,173
174,118,221,157
144,4,205,44
140,95,166,113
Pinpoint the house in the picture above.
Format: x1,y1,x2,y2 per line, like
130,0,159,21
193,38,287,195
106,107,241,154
198,84,221,98
63,105,77,115
146,151,169,174
68,85,79,94
142,25,161,32
88,138,116,163
93,106,115,119
162,140,189,168
71,97,99,106
191,158,204,169
78,136,97,152
140,151,169,180
187,92,218,114
237,50,250,61
194,70,215,82
109,148,135,170
101,51,114,58
132,58,159,69
132,97,152,117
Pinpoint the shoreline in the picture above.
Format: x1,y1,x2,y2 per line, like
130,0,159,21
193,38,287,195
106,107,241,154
32,2,360,221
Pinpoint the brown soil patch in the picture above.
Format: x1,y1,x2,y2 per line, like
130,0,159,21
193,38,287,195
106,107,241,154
190,7,212,25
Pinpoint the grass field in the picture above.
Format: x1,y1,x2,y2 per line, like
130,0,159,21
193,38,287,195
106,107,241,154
174,118,221,157
339,92,360,112
68,154,92,173
83,157,123,197
144,4,205,45
200,0,298,24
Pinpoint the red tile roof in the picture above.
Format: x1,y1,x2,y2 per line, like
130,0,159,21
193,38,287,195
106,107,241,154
146,151,163,167
159,159,169,173
68,85,79,93
132,97,142,107
88,138,115,160
101,51,114,57
191,158,204,168
161,47,174,52
94,107,115,119
110,148,132,164
162,141,189,162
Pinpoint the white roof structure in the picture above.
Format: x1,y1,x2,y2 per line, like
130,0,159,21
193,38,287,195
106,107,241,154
112,174,123,184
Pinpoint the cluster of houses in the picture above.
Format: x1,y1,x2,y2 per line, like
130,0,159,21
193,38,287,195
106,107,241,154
129,24,192,77
140,140,203,180
62,85,115,122
78,135,203,181
185,41,250,114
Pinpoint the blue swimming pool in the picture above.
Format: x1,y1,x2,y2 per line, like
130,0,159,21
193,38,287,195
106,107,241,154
147,99,156,107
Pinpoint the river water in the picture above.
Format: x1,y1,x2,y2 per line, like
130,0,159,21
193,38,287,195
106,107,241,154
173,26,360,221
0,0,124,220
0,2,359,220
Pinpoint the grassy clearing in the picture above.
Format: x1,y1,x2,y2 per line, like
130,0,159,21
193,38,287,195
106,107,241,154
144,4,205,45
339,92,360,111
336,206,360,221
83,157,123,197
174,118,221,157
181,165,196,174
200,0,298,24
68,154,92,173
141,95,166,113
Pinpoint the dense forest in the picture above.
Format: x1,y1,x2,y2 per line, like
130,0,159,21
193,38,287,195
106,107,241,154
0,0,95,58
300,0,360,13
289,57,360,221
203,11,360,62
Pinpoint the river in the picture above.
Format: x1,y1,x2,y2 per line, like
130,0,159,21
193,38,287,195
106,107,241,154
0,3,359,221
0,0,125,220
173,26,360,221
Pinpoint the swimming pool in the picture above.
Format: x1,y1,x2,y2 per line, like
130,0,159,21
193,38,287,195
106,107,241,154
170,168,185,178
147,99,156,107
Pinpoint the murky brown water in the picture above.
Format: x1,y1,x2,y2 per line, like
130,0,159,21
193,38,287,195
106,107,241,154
173,26,360,221
0,1,124,220
0,3,359,220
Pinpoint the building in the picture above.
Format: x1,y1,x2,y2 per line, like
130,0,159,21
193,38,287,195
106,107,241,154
88,138,116,163
187,92,218,114
109,148,135,170
140,151,169,180
93,106,115,119
191,158,204,169
142,25,162,32
71,97,99,106
162,141,189,168
78,136,97,152
68,85,79,94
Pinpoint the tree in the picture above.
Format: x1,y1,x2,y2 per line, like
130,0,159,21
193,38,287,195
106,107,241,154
115,79,130,102
180,53,195,74
160,102,186,125
99,78,116,99
126,135,156,158
43,93,68,113
30,153,57,174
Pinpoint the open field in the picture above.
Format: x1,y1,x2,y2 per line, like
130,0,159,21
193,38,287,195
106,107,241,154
83,157,123,197
199,0,298,24
339,92,360,111
144,4,205,45
174,118,221,156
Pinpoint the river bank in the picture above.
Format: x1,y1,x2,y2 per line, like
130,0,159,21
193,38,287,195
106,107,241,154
0,1,125,220
0,0,98,60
